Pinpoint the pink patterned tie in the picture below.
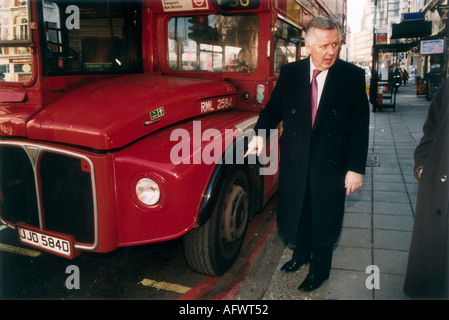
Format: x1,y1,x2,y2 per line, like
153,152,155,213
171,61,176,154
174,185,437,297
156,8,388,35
311,69,322,126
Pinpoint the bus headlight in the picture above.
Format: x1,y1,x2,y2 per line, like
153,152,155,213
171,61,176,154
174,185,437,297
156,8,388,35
136,178,161,206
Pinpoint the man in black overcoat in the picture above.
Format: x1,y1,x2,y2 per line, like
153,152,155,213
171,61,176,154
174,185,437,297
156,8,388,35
246,17,370,291
404,78,449,299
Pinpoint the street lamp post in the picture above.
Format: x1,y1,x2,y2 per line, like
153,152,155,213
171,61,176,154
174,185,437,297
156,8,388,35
372,0,378,76
370,0,379,112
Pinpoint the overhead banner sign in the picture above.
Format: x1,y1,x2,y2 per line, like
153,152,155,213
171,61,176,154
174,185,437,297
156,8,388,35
391,20,432,39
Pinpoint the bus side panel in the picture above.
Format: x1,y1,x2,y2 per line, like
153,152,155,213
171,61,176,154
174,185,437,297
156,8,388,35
113,111,256,246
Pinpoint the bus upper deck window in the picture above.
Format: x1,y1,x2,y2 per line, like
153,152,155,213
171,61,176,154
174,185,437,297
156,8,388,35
41,0,142,75
168,14,258,73
273,19,301,74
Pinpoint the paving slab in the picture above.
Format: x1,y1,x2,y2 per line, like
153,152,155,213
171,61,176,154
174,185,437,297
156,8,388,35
263,85,430,300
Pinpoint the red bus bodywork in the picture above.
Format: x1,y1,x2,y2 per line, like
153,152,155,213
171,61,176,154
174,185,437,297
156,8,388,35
0,0,345,275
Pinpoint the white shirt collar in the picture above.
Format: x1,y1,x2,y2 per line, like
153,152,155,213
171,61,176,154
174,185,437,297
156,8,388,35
310,59,329,83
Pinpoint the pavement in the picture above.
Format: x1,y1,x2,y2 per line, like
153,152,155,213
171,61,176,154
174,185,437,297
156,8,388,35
262,84,431,300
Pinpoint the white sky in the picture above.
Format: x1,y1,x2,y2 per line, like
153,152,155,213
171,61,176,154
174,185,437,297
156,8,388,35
347,0,367,33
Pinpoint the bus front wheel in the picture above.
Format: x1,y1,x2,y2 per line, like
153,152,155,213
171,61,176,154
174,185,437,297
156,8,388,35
183,166,250,276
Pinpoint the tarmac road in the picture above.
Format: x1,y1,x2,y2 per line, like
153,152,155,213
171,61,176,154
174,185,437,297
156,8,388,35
0,196,285,301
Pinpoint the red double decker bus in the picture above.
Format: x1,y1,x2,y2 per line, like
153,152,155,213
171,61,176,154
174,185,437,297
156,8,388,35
0,0,346,276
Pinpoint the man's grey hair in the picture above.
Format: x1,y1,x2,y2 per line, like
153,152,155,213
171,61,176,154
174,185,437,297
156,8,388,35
304,16,342,45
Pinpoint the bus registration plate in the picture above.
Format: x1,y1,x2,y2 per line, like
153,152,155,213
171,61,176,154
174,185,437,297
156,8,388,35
17,225,74,258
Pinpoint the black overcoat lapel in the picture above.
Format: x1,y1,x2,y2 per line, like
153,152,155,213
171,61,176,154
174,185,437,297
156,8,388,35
294,58,312,128
313,60,346,130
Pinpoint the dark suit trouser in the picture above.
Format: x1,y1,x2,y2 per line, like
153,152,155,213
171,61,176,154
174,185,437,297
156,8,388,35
293,178,333,277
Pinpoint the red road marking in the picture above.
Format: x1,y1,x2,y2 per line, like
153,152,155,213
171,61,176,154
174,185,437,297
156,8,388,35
213,214,277,300
178,276,220,300
178,198,277,300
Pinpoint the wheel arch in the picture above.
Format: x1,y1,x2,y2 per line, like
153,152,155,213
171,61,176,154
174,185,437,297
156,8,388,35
196,136,264,228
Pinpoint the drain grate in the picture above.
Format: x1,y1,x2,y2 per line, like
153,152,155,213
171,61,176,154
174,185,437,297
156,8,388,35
366,153,380,167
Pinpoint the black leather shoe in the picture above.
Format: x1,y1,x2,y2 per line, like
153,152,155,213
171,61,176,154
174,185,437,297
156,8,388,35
298,273,329,291
280,259,309,272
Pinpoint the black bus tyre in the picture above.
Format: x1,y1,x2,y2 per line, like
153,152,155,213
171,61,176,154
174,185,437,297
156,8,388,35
183,166,250,276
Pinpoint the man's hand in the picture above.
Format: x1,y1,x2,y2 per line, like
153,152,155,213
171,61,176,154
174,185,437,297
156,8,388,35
345,171,363,195
244,136,264,157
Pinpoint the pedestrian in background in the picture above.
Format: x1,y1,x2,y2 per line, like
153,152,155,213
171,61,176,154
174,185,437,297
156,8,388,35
394,68,401,93
370,70,380,112
402,69,409,86
246,17,370,291
404,77,449,299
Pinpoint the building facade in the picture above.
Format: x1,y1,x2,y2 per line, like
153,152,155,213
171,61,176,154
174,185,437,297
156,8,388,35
350,0,448,86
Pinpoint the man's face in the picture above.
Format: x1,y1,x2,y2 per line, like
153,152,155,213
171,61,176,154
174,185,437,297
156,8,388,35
305,28,340,71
